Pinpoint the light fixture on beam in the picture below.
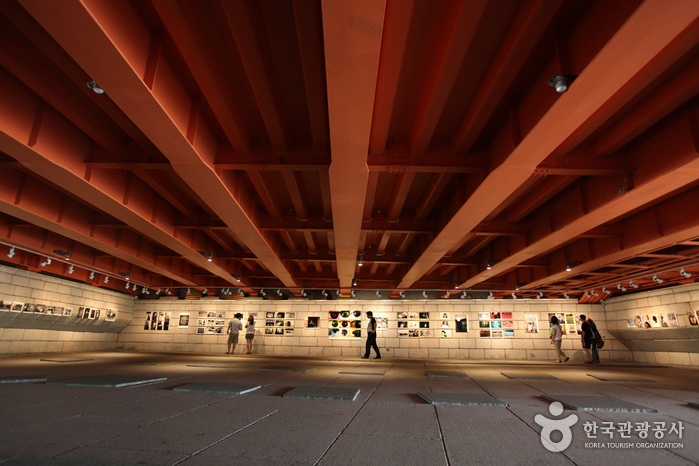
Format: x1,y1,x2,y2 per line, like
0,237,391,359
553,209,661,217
564,292,570,299
376,290,381,298
104,276,109,284
352,278,357,286
351,290,356,298
617,282,626,292
53,249,71,260
119,272,130,281
156,289,161,295
202,288,207,295
537,292,544,299
461,291,468,299
565,261,581,272
7,246,15,258
321,290,328,297
591,290,599,296
358,255,363,267
602,286,608,294
89,271,95,279
486,260,497,270
511,292,517,300
652,275,663,284
584,291,590,299
336,289,341,297
125,282,130,290
516,282,525,291
443,291,450,299
399,291,405,298
629,280,638,289
40,258,51,267
301,289,307,297
87,80,104,94
547,74,578,93
680,268,691,278
487,291,493,299
423,291,428,299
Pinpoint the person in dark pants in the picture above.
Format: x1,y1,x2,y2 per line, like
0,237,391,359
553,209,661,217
587,317,601,363
362,311,381,359
579,314,593,364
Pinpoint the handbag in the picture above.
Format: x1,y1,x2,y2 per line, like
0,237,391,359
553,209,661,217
594,333,604,349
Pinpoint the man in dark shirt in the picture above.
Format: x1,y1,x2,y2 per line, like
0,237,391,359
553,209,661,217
579,314,593,364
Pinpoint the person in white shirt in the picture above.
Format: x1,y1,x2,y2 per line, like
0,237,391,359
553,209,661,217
549,316,569,363
245,314,256,354
226,313,243,354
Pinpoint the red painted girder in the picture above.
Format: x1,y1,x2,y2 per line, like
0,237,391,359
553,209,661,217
317,170,333,221
482,174,540,223
589,54,699,158
462,235,497,258
220,0,290,153
368,0,417,155
398,1,699,289
0,70,240,287
327,230,335,254
304,230,317,254
151,0,250,154
413,173,453,222
408,0,489,155
450,0,564,156
279,229,298,253
375,231,391,255
292,0,330,154
504,175,579,224
363,172,381,220
527,197,699,291
246,170,282,219
0,170,197,285
323,0,386,287
203,228,237,252
281,171,308,220
387,171,416,220
396,232,414,256
132,169,198,217
19,0,299,288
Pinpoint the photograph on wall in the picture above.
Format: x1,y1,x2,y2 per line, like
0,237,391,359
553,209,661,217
440,329,452,338
504,329,515,338
479,320,490,329
285,328,294,335
419,321,429,329
409,329,419,338
276,312,285,319
419,312,429,320
408,320,419,329
150,312,158,330
441,319,450,328
63,307,72,316
81,307,90,318
22,303,35,313
285,319,294,328
275,327,284,335
287,312,295,319
408,312,418,319
480,329,490,338
376,316,388,331
491,329,503,338
266,312,275,319
266,319,275,328
693,310,699,325
627,318,636,328
666,312,678,327
455,315,468,332
398,329,408,338
478,312,489,320
34,304,46,314
633,315,643,328
305,316,320,328
46,306,56,315
265,328,274,335
156,312,164,330
501,312,513,320
440,312,450,320
491,320,502,329
55,307,65,315
10,302,23,312
196,327,205,334
650,314,661,328
0,300,10,311
502,319,514,329
89,308,97,319
419,329,430,337
547,313,566,335
397,311,408,319
105,309,117,322
659,313,670,328
178,312,189,328
524,314,538,333
95,309,102,320
328,310,361,339
397,320,407,328
144,312,152,330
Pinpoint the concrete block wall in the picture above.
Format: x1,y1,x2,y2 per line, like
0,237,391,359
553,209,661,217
123,297,632,361
604,282,699,366
0,266,134,354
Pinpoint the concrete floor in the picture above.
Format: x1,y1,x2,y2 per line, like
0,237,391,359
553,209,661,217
0,351,698,465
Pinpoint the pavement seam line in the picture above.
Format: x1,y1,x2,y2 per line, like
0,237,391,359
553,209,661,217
171,410,279,466
433,404,451,466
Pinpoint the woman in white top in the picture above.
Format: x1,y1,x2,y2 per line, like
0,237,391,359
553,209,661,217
549,316,569,363
245,315,256,354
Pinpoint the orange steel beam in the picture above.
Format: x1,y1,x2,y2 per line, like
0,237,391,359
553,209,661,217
19,0,299,289
220,0,290,153
413,173,453,222
450,0,564,156
282,171,308,221
504,175,579,224
131,169,199,217
292,0,330,155
246,171,282,219
0,69,238,287
150,0,250,154
0,170,197,285
363,172,381,220
368,0,417,155
408,0,489,155
400,0,699,290
461,112,699,289
387,171,416,221
323,0,386,288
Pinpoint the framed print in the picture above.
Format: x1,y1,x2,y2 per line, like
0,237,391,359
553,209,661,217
178,312,189,328
105,309,117,322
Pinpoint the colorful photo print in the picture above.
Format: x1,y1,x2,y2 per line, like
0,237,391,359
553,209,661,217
441,320,450,328
328,310,361,339
478,312,489,321
504,329,515,338
440,312,450,320
502,320,514,328
501,312,513,320
491,320,502,329
524,314,538,333
480,329,491,338
305,316,320,328
634,315,644,328
491,330,503,339
479,320,490,328
627,318,636,328
490,312,500,319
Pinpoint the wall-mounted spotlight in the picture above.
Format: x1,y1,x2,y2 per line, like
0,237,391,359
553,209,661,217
461,291,468,299
680,268,691,278
652,275,663,284
487,291,493,299
166,288,171,295
591,290,599,297
358,255,363,266
260,289,267,297
399,291,405,298
125,282,130,290
143,286,148,294
202,288,208,295
602,286,608,294
376,290,381,298
336,289,341,297
454,282,459,289
486,260,498,270
301,289,307,297
352,278,357,286
277,289,283,296
7,246,15,258
104,276,109,284
515,282,525,291
321,289,328,297
443,291,450,299
40,257,51,267
351,290,356,298
617,282,626,292
186,287,191,295
156,289,161,295
584,291,590,299
89,271,95,279
537,292,544,299
511,292,517,300
119,272,130,280
87,80,104,94
423,291,428,299
564,292,570,299
547,74,578,93
629,280,638,289
565,261,581,272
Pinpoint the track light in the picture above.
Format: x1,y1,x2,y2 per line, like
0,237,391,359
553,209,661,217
629,280,638,289
68,265,74,274
515,282,525,291
592,290,599,296
336,289,341,297
602,286,608,294
321,289,327,297
564,292,570,299
87,80,104,94
119,272,130,280
7,246,15,258
143,286,148,294
352,278,357,286
125,282,130,290
104,276,109,284
486,260,497,270
156,288,161,295
443,291,450,299
547,74,578,93
617,282,626,292
584,291,590,299
65,251,71,261
511,292,517,300
301,289,307,297
454,282,459,289
376,290,381,298
399,291,405,298
488,291,493,299
40,258,51,267
358,255,363,266
423,291,428,298
261,289,267,297
203,288,208,295
89,271,95,279
680,268,691,278
652,275,663,284
351,290,356,298
187,288,191,295
277,289,282,296
238,288,243,295
537,292,544,299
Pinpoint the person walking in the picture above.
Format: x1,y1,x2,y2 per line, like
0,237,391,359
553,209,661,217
549,316,569,363
362,311,381,359
245,314,256,354
226,313,243,354
587,317,601,363
579,314,593,363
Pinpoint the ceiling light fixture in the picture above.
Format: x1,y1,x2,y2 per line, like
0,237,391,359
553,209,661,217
629,280,638,289
321,290,328,297
488,291,494,299
40,257,51,267
515,282,525,291
352,278,357,286
443,291,450,299
564,292,570,299
119,272,130,281
486,260,497,270
602,286,608,294
301,289,307,297
680,268,691,278
87,80,104,94
538,292,544,299
156,289,161,295
511,292,517,300
7,246,15,258
423,291,428,299
652,275,663,284
104,276,109,284
125,282,130,290
547,74,578,93
461,291,468,299
399,291,405,298
617,282,627,292
203,288,208,295
584,291,590,299
358,255,363,266
351,290,356,298
336,289,341,297
376,290,381,298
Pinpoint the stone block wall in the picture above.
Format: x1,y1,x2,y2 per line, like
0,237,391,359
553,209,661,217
603,282,699,366
0,266,134,354
121,297,632,362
